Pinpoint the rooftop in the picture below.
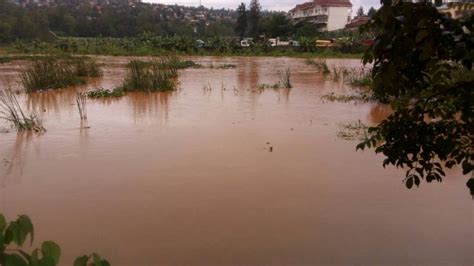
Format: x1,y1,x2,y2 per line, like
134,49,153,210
290,0,352,12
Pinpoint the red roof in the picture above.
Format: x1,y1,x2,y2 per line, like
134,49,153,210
290,0,352,12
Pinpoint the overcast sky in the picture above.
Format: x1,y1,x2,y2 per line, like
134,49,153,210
143,0,381,15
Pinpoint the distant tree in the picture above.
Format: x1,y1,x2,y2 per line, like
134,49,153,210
260,13,294,38
357,6,365,17
235,2,248,39
367,7,376,17
359,2,474,196
248,0,261,38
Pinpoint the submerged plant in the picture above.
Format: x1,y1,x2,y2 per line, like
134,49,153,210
20,57,102,92
0,89,45,132
76,92,87,120
279,68,292,89
121,59,178,92
337,120,369,141
87,87,125,98
305,58,330,75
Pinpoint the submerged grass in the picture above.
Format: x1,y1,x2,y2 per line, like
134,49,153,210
305,58,330,75
121,57,180,92
259,68,292,90
87,87,125,98
0,89,45,132
76,92,87,120
337,120,368,141
20,57,102,92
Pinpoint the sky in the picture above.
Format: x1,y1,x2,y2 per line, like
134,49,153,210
143,0,381,15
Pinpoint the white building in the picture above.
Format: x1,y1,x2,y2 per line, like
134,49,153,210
289,0,352,31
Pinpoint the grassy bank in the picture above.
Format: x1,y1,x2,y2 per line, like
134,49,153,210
2,38,363,59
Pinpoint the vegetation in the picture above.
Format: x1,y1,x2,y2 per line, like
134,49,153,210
0,89,45,132
120,59,178,92
321,91,373,103
357,2,473,195
337,120,369,141
86,88,125,98
235,3,248,39
258,68,292,89
279,68,292,89
0,214,109,266
305,59,330,74
76,92,87,120
248,0,262,39
20,57,101,92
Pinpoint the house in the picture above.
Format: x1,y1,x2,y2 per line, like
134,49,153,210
345,15,370,30
289,0,352,31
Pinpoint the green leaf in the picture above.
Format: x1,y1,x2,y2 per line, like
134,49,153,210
17,215,34,245
406,177,414,189
39,256,56,266
93,253,102,265
41,241,61,264
415,30,429,43
73,255,89,266
5,222,20,245
31,249,40,266
0,214,6,232
4,254,28,266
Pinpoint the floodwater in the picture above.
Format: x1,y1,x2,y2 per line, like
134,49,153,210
0,57,472,265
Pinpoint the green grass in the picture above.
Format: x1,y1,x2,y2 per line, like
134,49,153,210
20,57,102,92
4,38,363,59
121,58,179,92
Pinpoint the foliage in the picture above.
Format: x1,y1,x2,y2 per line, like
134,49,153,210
0,214,110,266
259,13,294,39
0,89,45,132
367,7,377,18
248,0,262,38
235,3,248,39
20,57,102,92
121,59,179,92
86,88,125,98
356,6,365,17
358,2,473,194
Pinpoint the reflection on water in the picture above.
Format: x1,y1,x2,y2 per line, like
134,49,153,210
0,132,37,185
368,103,392,124
0,57,472,266
127,91,172,122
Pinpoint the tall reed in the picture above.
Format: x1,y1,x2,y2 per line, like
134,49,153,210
279,68,292,89
20,57,102,92
121,58,179,92
76,92,87,120
0,89,45,132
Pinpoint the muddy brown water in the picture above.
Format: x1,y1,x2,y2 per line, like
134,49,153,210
0,57,472,265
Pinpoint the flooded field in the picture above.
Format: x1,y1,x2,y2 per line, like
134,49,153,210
0,57,472,265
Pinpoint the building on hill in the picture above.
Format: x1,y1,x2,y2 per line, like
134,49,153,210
289,0,352,31
345,15,370,30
